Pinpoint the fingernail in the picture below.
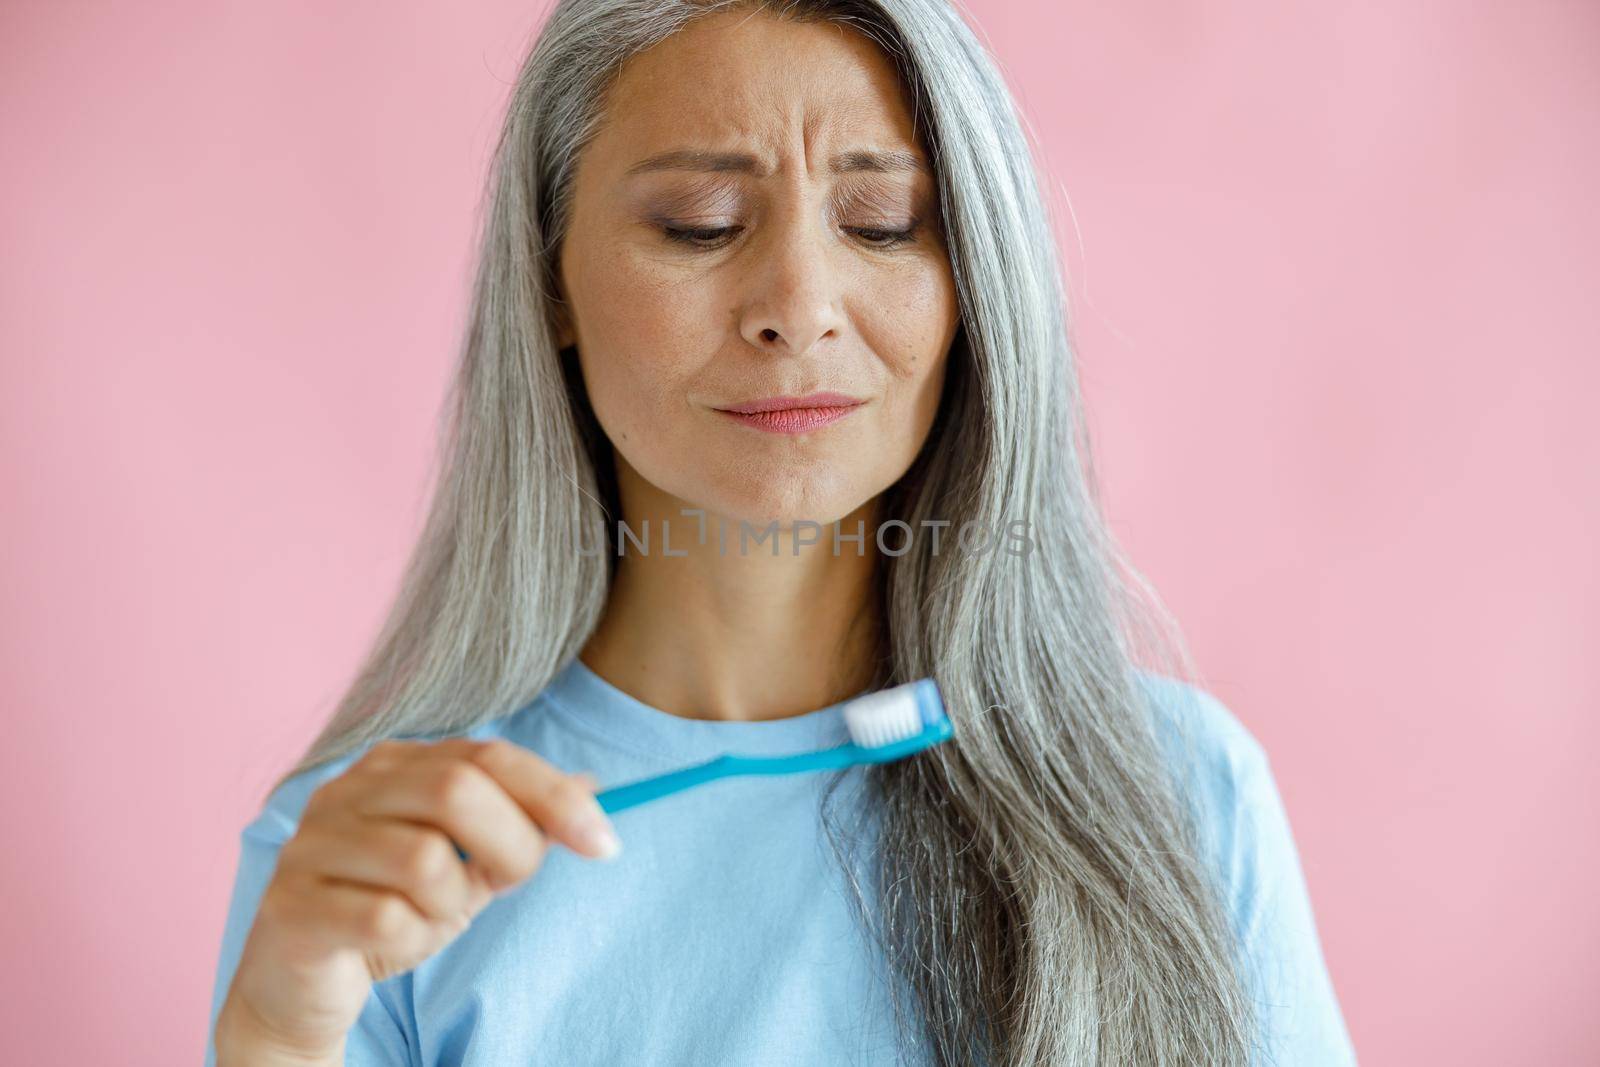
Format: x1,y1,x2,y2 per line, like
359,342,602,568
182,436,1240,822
574,802,622,860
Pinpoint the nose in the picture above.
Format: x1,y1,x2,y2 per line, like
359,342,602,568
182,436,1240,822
736,200,846,357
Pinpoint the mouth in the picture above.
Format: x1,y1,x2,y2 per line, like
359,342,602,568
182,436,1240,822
712,392,867,435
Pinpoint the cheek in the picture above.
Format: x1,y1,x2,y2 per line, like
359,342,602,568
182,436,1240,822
856,262,958,426
571,250,715,441
861,256,957,370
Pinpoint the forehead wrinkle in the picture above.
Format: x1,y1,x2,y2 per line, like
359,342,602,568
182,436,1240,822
610,22,925,183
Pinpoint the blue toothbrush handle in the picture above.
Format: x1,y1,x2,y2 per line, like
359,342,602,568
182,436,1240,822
451,716,953,855
452,714,951,856
447,747,858,858
595,746,861,814
594,754,740,813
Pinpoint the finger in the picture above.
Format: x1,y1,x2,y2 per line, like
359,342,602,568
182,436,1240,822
284,816,475,923
352,756,551,892
266,873,446,962
465,740,623,861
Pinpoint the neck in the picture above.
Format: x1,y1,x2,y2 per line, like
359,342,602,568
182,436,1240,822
578,459,884,723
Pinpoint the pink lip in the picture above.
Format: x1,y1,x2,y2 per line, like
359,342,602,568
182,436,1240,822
713,392,867,435
718,392,865,414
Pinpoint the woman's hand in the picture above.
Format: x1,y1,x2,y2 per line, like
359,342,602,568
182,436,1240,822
213,737,620,1065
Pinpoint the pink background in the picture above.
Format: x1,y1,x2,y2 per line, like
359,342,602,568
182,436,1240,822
3,2,1595,1063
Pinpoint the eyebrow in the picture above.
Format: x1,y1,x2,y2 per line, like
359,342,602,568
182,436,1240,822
624,148,930,178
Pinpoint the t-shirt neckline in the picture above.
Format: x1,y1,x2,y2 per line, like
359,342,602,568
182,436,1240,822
541,654,865,759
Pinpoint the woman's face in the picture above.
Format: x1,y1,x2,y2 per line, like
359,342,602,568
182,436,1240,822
554,9,961,529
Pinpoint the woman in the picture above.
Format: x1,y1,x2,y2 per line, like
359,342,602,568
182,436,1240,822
207,1,1356,1064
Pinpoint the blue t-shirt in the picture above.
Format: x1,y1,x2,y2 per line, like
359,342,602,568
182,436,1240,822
205,658,1357,1065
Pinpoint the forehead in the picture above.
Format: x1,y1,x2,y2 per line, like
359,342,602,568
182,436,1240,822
589,10,924,169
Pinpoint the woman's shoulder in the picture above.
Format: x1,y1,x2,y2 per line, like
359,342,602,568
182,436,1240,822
1130,670,1360,1063
239,747,366,848
1129,668,1293,889
1132,668,1273,812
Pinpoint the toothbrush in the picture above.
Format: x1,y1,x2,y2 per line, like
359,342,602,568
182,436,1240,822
593,677,951,814
449,679,951,861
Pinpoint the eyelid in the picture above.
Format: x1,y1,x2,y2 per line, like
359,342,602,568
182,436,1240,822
648,213,739,230
636,174,747,218
828,175,924,218
639,176,923,222
657,218,922,252
846,217,920,230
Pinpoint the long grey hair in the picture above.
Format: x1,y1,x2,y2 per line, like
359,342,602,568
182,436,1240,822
288,0,1257,1062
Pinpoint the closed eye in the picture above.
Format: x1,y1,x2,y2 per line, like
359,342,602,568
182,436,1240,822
659,222,922,250
661,224,742,247
851,224,920,249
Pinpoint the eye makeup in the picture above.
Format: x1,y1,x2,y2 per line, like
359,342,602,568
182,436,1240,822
826,174,923,223
632,173,747,224
630,170,935,251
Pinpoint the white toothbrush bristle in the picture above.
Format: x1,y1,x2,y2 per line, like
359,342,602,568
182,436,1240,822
842,686,925,748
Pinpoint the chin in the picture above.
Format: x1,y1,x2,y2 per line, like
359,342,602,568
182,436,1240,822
686,473,867,533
